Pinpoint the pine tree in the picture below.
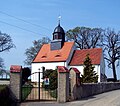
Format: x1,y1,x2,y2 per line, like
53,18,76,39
81,54,98,83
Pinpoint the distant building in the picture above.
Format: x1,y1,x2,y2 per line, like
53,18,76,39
32,22,105,82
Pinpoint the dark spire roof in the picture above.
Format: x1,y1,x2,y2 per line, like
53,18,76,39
53,22,65,34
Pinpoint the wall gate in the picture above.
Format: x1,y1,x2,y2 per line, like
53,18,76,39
21,71,57,102
10,65,72,103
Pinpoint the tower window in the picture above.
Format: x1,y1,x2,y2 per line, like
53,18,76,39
54,35,59,39
54,34,62,40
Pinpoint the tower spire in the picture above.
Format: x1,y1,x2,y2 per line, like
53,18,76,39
51,15,65,50
58,15,61,26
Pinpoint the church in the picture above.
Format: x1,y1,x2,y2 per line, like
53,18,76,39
31,22,105,82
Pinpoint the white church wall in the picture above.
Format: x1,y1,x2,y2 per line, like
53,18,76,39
69,65,101,82
31,62,66,82
94,65,100,82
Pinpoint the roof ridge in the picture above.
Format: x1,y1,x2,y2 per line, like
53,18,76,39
76,48,102,51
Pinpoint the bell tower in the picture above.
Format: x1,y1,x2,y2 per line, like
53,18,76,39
51,17,65,50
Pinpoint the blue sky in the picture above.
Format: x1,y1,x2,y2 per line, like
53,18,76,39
0,0,120,78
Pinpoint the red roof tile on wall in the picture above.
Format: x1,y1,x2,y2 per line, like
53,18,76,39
33,42,74,63
69,48,102,66
57,66,69,73
10,65,22,73
70,67,80,74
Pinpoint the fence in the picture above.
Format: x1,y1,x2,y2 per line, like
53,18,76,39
9,65,120,103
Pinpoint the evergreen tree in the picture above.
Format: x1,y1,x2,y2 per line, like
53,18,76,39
81,54,98,83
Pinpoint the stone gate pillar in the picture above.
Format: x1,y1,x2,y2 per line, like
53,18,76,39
10,65,22,102
69,68,80,100
57,66,69,103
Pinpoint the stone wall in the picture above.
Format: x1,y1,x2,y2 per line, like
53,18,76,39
57,66,69,103
75,82,120,99
10,65,22,102
0,86,18,106
10,72,22,101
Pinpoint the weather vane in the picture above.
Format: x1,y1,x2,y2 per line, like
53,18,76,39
58,15,61,25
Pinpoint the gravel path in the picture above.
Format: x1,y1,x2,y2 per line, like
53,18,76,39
21,89,120,106
26,88,56,100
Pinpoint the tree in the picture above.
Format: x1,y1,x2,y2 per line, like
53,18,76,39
43,69,58,90
0,57,4,68
24,37,51,65
0,58,10,79
103,28,120,81
0,31,15,52
0,57,5,78
22,67,31,85
0,31,15,75
66,27,103,49
81,54,98,83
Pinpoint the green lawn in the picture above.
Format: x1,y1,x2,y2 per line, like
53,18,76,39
50,89,57,99
22,85,33,101
0,85,7,91
44,87,57,99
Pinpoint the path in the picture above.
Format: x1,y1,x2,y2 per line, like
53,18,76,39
26,87,56,100
21,89,120,106
0,80,9,85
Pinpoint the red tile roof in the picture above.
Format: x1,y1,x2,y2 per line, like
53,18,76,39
33,42,74,63
10,65,22,73
70,68,80,74
57,66,69,73
69,48,102,66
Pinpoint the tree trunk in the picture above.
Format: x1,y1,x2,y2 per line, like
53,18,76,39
112,62,117,81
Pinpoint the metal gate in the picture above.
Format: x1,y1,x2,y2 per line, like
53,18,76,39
21,70,57,102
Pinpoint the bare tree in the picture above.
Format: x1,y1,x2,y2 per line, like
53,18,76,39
0,31,15,70
0,31,15,52
103,28,120,81
0,57,4,68
66,27,103,49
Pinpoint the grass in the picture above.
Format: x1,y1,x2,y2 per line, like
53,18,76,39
0,85,7,91
22,85,33,101
50,89,57,99
44,85,57,99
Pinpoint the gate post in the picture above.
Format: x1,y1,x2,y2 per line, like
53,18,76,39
10,65,22,102
69,68,80,100
57,66,69,103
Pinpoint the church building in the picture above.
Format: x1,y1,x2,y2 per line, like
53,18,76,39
32,22,105,82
